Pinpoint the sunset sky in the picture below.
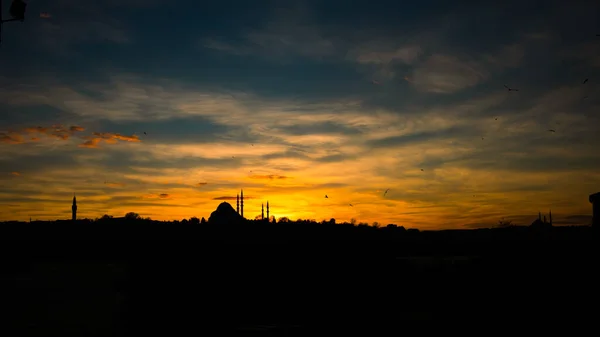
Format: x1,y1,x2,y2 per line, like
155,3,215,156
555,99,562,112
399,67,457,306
1,0,599,229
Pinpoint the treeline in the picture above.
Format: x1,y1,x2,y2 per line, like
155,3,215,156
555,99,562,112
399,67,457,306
0,212,593,245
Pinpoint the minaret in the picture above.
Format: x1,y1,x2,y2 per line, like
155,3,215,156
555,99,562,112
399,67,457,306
267,201,269,220
237,194,240,214
262,203,264,220
72,194,77,221
240,189,244,218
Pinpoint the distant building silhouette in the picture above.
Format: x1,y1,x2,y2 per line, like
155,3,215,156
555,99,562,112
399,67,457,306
72,194,77,221
590,192,600,228
240,190,244,218
208,202,244,225
261,201,271,220
530,210,552,229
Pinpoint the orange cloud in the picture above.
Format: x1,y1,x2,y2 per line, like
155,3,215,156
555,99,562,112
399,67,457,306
104,181,125,187
0,132,23,144
21,125,84,141
40,12,52,18
10,172,20,176
249,174,290,180
79,138,102,148
79,132,139,148
141,193,171,199
92,132,140,142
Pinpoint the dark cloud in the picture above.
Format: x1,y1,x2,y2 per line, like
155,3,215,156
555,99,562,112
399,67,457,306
553,215,592,226
260,150,311,161
274,121,363,137
249,175,290,180
95,117,236,145
314,153,359,163
366,126,481,149
213,196,257,200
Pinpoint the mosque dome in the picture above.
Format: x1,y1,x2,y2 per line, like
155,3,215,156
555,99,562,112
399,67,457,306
208,202,243,224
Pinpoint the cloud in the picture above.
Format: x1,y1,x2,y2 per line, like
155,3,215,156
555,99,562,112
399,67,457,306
354,46,423,65
1,125,87,145
0,132,24,144
213,196,256,201
141,193,171,199
79,138,102,149
79,132,140,148
249,175,290,180
197,182,208,187
11,172,20,176
410,54,488,94
92,132,140,142
104,181,125,188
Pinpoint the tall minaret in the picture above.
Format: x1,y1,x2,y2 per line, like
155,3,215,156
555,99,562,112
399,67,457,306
240,189,244,218
267,201,269,220
72,194,77,221
261,203,264,220
237,193,240,214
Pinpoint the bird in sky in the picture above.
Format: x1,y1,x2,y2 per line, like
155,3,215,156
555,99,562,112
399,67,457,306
495,117,498,120
548,129,556,132
420,168,424,171
384,189,389,196
325,195,328,198
143,132,147,135
349,204,353,207
504,85,519,91
582,78,588,84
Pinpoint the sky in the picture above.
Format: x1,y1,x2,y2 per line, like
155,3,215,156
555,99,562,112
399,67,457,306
1,0,599,229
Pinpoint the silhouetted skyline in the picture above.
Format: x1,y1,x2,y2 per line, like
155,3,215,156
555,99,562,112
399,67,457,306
1,0,599,229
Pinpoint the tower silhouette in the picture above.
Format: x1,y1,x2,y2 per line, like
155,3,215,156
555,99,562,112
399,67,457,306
237,193,240,214
267,201,269,220
240,189,244,218
262,203,264,220
72,194,77,221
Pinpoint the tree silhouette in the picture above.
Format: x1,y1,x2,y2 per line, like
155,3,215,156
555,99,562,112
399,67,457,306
125,212,140,220
189,217,200,225
496,218,513,228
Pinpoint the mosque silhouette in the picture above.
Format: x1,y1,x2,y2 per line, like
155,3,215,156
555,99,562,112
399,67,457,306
207,190,271,225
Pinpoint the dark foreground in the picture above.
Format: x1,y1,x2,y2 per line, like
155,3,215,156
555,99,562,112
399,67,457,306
2,230,595,336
